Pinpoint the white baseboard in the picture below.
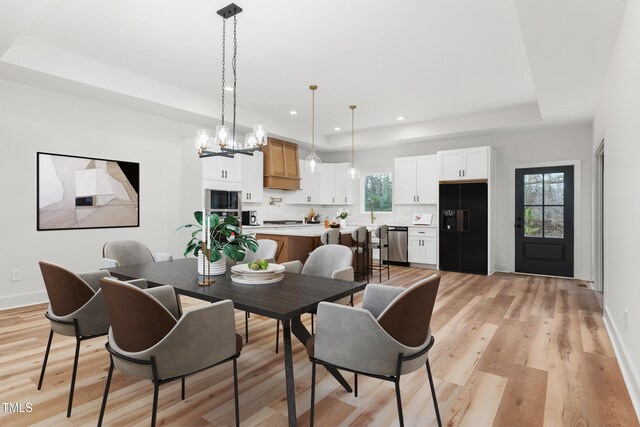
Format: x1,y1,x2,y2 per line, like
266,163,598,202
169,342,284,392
0,291,48,311
604,306,640,422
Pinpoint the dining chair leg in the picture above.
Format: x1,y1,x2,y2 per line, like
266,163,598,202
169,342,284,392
310,361,316,427
354,373,358,397
426,359,442,427
394,378,404,427
181,377,186,400
97,357,114,427
311,314,314,335
151,357,159,427
66,337,81,417
387,245,390,279
245,311,249,344
233,358,240,427
275,320,280,354
37,329,54,390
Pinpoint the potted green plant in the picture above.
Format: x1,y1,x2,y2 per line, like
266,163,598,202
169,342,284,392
177,211,258,275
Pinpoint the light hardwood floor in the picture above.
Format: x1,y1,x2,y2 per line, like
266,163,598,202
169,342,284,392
0,267,637,426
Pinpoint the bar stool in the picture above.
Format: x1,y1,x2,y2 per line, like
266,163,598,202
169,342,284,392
320,228,340,245
369,224,390,282
350,226,369,284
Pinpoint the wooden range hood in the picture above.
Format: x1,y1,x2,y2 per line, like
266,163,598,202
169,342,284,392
262,138,301,190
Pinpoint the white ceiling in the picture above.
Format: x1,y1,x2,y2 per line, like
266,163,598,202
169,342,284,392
0,0,629,151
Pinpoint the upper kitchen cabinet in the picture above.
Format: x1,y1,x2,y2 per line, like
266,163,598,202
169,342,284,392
242,151,263,203
291,159,321,204
202,148,242,191
320,163,337,204
394,155,437,204
334,163,356,205
437,146,490,181
262,138,301,190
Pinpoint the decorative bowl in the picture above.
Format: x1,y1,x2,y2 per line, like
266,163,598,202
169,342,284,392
230,263,285,281
329,223,341,228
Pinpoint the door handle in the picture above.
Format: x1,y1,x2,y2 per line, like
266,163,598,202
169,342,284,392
458,170,461,177
413,195,416,202
345,197,347,203
221,170,224,178
417,195,419,202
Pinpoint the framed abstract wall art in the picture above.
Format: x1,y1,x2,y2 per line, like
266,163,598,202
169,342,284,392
37,152,140,230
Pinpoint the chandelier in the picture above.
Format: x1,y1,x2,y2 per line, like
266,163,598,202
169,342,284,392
196,3,267,158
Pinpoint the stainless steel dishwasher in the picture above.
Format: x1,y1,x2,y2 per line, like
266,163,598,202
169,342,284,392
386,226,409,266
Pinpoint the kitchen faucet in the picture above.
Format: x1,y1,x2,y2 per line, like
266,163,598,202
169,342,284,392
370,201,376,224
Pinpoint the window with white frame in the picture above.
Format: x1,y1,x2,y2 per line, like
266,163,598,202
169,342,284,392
362,172,393,213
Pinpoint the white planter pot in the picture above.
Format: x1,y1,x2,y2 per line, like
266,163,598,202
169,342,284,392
198,253,227,276
340,218,348,228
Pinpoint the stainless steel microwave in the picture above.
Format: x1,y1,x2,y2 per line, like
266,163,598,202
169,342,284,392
209,190,240,212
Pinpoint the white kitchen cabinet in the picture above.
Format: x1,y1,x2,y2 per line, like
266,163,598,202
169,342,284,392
416,155,437,203
462,146,489,180
437,146,489,181
291,159,321,204
408,227,436,264
202,153,242,183
202,150,243,191
394,155,437,204
320,163,337,204
241,151,263,203
334,163,355,205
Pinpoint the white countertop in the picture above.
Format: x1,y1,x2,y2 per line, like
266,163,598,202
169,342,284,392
243,223,436,237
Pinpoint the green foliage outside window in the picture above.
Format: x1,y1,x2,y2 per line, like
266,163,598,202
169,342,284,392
363,173,393,212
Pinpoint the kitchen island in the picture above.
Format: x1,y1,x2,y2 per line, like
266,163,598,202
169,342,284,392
248,224,376,264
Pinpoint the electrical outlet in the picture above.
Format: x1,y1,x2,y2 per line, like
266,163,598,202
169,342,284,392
11,269,22,282
624,310,629,330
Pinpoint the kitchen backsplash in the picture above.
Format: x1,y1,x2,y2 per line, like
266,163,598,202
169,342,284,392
247,188,438,226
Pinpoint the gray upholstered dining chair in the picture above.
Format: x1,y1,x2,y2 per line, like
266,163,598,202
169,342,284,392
37,261,147,418
368,224,390,281
100,240,173,269
276,245,354,351
237,239,278,343
350,226,369,283
320,228,340,245
97,278,242,427
307,274,442,427
241,239,278,264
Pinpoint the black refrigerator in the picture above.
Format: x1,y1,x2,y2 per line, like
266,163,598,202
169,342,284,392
439,182,488,275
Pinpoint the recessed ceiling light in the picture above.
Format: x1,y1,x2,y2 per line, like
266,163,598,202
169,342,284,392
334,127,341,131
289,110,298,115
397,116,405,121
224,86,234,91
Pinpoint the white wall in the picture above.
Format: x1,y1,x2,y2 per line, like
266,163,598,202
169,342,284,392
0,79,195,310
322,122,594,279
593,0,640,415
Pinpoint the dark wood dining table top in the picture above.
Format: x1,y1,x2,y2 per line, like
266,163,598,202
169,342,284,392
107,258,366,321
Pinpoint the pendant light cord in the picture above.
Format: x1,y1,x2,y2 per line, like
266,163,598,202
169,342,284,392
351,105,356,165
310,85,317,154
232,14,238,147
220,18,226,126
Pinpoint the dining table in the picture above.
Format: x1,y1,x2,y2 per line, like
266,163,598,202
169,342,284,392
107,258,367,427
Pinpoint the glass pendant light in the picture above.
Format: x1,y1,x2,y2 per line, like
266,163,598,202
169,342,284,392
253,125,267,147
305,85,322,174
348,105,360,180
245,132,257,148
195,129,211,154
